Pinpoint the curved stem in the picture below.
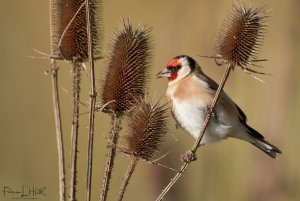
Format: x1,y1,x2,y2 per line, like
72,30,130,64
156,64,233,201
116,157,139,201
100,113,122,201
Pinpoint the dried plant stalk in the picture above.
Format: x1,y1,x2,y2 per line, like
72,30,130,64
49,1,65,201
49,59,66,201
116,157,138,201
100,113,122,201
117,97,168,201
85,0,99,201
100,21,152,201
50,0,101,200
156,3,269,200
69,61,81,201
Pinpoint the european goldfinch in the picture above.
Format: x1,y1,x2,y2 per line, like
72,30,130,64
157,55,281,158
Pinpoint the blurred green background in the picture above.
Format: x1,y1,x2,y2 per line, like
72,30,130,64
0,0,299,200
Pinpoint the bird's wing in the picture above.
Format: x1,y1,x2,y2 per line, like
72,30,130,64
196,72,248,125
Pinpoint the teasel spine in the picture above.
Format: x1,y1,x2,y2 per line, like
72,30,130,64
117,98,168,201
101,20,152,113
100,21,152,201
214,2,268,74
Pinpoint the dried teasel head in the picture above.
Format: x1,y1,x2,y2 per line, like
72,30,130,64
49,0,102,61
214,2,268,73
101,21,152,114
122,98,168,161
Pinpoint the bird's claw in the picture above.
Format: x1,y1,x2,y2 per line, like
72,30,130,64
206,105,214,115
180,150,197,163
206,106,218,123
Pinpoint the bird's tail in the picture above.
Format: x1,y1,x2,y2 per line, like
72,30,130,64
243,124,282,159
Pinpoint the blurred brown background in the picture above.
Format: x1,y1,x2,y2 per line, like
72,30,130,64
0,0,299,200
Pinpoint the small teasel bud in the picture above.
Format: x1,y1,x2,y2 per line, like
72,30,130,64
101,21,152,114
123,97,168,161
214,2,268,72
49,0,102,61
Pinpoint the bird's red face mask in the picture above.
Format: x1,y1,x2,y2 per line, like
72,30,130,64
156,58,182,82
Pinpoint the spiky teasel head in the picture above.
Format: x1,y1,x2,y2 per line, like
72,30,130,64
49,0,102,61
214,2,268,73
101,21,152,114
122,97,168,161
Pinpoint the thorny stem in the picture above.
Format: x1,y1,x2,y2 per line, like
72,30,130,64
100,113,122,201
50,59,66,201
69,62,81,201
116,157,139,201
156,64,233,201
85,0,97,200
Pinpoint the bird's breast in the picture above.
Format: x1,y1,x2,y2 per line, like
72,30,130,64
166,76,234,143
171,97,207,139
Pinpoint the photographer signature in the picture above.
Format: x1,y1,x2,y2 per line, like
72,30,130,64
2,185,46,200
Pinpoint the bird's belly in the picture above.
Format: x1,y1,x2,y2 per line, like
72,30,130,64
172,99,231,144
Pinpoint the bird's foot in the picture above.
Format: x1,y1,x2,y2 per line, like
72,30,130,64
206,105,214,115
180,150,197,163
206,106,218,123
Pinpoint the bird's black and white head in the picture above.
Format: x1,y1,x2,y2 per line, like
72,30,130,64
157,55,199,84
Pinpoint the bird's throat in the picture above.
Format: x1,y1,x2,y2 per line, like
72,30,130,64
168,72,178,82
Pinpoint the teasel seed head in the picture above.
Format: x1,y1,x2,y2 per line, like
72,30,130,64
49,0,102,61
123,97,168,161
214,2,268,71
101,21,152,114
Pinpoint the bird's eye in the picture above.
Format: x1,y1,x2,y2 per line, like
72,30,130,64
167,65,181,72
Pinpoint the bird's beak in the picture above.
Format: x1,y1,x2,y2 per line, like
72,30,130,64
156,67,172,79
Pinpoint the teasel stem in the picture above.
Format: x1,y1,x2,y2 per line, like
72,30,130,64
100,112,122,201
156,64,233,201
49,0,101,200
85,0,97,201
49,59,66,201
69,61,81,201
100,21,152,201
116,157,139,201
49,0,65,200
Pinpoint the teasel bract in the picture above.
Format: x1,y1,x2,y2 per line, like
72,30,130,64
100,20,152,201
50,1,102,201
117,97,168,201
214,2,268,74
50,0,102,61
101,20,152,114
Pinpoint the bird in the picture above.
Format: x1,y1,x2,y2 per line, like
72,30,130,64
156,55,281,158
